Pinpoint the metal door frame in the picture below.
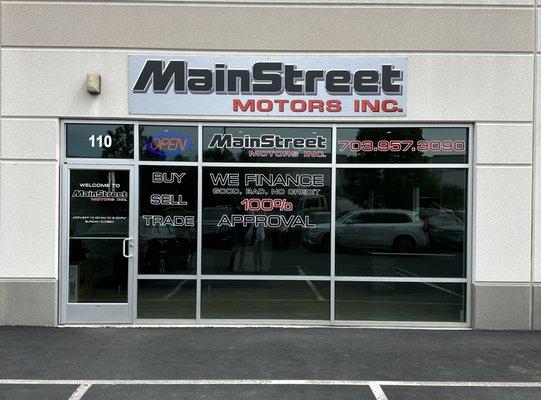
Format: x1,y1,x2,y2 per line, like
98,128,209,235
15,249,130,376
59,163,136,324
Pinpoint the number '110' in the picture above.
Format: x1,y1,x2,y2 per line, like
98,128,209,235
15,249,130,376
88,134,112,148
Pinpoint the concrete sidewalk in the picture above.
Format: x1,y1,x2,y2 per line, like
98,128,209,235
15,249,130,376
0,327,540,399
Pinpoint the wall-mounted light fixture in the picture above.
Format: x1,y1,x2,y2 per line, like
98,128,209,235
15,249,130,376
86,74,101,94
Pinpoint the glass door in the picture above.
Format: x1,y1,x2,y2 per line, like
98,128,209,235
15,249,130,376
62,165,135,323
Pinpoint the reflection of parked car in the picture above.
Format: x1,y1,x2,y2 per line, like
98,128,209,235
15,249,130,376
419,198,454,214
309,211,331,225
425,213,464,250
303,209,428,252
139,222,194,273
298,196,328,215
202,206,234,245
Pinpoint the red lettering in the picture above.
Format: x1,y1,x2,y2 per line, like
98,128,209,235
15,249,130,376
326,100,342,112
232,98,347,113
308,100,324,112
361,100,380,112
274,99,288,112
257,99,273,112
382,99,399,112
291,100,307,112
232,99,255,112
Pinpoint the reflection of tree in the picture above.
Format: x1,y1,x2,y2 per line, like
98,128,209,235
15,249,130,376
440,183,466,212
203,126,236,162
238,149,252,162
140,125,165,161
140,134,166,161
340,169,443,211
101,125,134,158
202,148,236,162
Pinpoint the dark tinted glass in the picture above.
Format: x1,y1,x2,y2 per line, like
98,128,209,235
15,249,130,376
66,124,134,158
68,239,128,303
335,282,466,322
334,168,467,277
203,126,331,163
201,280,330,320
137,280,196,319
139,125,198,161
139,166,197,274
201,167,331,275
69,169,130,237
337,127,468,164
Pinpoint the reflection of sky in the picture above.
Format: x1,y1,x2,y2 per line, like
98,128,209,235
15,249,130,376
422,128,468,159
67,126,109,157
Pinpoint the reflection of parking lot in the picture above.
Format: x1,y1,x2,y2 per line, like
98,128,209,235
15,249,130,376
202,244,464,278
201,280,330,320
336,249,465,277
136,274,464,322
202,244,330,275
335,281,465,322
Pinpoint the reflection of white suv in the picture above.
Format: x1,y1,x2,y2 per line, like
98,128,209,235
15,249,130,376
304,209,428,252
298,195,328,215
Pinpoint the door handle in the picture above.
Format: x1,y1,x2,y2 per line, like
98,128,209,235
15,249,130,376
122,237,134,258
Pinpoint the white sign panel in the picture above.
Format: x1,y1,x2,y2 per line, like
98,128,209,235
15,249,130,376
128,55,407,117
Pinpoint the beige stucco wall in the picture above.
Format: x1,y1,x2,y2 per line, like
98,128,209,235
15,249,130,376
0,0,538,327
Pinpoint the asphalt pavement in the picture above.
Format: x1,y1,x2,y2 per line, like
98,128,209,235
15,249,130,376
0,326,540,399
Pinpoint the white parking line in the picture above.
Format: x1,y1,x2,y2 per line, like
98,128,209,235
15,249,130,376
369,383,389,400
161,280,190,300
393,267,463,298
0,379,541,387
369,252,455,257
68,383,91,400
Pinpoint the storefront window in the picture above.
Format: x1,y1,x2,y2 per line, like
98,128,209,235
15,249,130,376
336,127,468,164
334,168,467,277
201,280,330,320
138,166,197,275
203,126,332,163
139,125,198,162
137,280,196,319
335,282,466,322
201,167,331,275
66,124,134,159
63,122,470,325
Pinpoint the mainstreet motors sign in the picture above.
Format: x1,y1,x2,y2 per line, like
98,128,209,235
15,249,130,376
128,55,407,117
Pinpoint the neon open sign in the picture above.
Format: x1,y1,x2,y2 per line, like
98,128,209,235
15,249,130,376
145,131,192,157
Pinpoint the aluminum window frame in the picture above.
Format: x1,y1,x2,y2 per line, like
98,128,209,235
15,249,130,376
60,120,472,328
